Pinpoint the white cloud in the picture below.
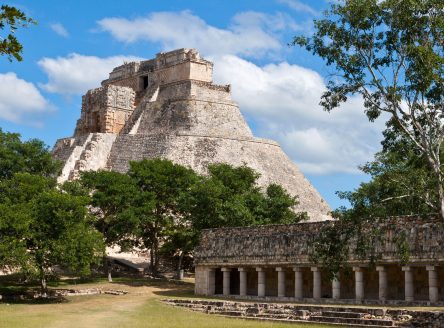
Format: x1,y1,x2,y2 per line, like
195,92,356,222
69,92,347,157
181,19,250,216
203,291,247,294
0,73,52,124
212,55,385,174
49,23,69,37
38,53,142,95
277,0,319,15
97,11,300,58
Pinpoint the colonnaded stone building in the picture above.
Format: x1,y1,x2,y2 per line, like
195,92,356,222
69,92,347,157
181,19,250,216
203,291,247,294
194,216,444,305
52,48,330,222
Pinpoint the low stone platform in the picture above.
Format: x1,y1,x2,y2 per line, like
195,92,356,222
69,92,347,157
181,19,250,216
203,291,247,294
162,298,444,327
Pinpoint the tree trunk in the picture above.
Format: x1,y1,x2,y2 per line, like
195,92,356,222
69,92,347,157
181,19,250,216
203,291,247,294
154,240,159,272
105,257,113,282
40,274,47,297
149,245,155,274
176,251,184,280
428,157,444,221
177,251,184,272
436,175,444,221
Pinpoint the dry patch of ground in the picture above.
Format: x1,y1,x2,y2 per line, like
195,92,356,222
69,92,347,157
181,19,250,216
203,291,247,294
0,278,327,328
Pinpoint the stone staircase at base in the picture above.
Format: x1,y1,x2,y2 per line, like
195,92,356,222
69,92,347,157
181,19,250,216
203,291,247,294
163,299,401,327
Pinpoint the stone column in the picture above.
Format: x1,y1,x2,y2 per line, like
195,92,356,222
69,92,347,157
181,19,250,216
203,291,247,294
427,266,438,303
353,267,364,301
239,268,247,297
293,267,303,299
256,267,266,297
332,274,340,300
208,268,216,295
376,266,387,301
402,266,414,302
221,268,231,296
311,267,321,300
276,267,286,298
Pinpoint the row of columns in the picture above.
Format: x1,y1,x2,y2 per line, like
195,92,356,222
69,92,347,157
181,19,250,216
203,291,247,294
216,265,440,302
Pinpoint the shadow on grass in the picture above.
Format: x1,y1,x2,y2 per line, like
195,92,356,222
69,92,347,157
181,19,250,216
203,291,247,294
0,273,198,304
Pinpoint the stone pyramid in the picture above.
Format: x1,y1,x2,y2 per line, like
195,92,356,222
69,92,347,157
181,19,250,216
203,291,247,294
53,48,330,221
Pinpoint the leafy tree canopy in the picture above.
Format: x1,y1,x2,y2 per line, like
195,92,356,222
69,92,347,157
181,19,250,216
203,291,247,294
294,0,444,218
0,128,60,179
0,173,104,292
0,5,36,62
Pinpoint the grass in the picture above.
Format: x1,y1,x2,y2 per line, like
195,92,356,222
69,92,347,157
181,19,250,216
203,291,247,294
0,276,329,328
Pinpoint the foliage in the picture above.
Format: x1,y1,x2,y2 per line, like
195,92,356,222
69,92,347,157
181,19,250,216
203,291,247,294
189,163,306,231
125,159,199,273
80,170,138,246
0,128,61,179
294,0,444,218
0,173,104,291
80,160,305,273
311,132,437,277
0,5,36,62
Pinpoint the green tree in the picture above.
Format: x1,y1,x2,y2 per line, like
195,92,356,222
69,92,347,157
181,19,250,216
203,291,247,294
0,128,60,179
127,159,198,274
0,5,36,61
294,0,444,219
80,170,138,281
0,173,104,293
189,163,306,231
312,131,439,277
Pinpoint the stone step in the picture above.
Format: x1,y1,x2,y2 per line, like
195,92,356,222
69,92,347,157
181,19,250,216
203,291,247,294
217,311,243,317
321,311,365,318
227,315,395,328
310,315,394,327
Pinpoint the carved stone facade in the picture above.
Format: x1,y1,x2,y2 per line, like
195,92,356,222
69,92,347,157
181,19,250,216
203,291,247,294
74,85,135,135
53,48,330,221
194,216,444,305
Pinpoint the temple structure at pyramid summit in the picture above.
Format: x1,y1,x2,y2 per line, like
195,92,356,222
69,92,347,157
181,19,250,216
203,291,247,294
52,48,330,221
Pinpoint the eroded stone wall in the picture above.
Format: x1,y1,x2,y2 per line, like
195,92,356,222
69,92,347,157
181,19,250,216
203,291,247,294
74,85,135,136
194,216,444,267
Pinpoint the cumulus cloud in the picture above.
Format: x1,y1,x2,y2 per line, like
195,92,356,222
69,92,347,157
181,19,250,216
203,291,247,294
277,0,319,15
0,73,52,124
38,53,142,95
96,11,300,58
49,23,69,37
212,55,385,174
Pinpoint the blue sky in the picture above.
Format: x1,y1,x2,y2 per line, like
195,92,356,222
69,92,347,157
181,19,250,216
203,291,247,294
0,0,386,209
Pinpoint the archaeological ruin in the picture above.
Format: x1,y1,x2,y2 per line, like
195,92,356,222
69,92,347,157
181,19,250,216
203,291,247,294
52,48,330,221
194,216,444,305
52,48,444,308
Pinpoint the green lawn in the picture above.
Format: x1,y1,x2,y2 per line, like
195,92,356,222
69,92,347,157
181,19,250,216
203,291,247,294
0,277,329,328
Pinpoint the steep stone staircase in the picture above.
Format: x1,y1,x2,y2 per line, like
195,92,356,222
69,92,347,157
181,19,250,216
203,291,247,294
163,299,404,327
67,133,117,180
121,84,159,135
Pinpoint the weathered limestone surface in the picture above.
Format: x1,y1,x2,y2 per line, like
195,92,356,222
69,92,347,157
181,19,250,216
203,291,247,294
194,216,444,267
52,48,330,221
75,85,135,136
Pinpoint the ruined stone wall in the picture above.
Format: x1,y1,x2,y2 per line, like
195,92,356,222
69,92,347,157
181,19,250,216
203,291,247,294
194,216,444,267
74,85,135,136
135,83,251,138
